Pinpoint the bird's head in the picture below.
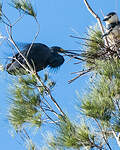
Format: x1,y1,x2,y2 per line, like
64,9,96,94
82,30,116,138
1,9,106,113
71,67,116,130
48,46,65,69
50,46,80,56
103,12,119,24
50,46,65,54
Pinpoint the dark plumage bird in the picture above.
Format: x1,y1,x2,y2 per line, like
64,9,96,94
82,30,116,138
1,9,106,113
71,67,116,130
6,43,65,75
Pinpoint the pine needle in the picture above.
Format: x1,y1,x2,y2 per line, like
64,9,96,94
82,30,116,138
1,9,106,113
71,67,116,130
11,0,36,17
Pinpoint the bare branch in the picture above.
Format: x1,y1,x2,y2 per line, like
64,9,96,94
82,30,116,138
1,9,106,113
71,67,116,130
6,26,34,73
34,72,65,116
68,67,93,83
37,96,59,118
112,129,120,147
83,0,104,34
83,0,109,46
39,105,59,126
94,118,112,150
12,14,24,26
26,18,40,56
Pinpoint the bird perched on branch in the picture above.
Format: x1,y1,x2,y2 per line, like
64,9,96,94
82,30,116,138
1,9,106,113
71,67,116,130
102,12,120,40
6,43,65,75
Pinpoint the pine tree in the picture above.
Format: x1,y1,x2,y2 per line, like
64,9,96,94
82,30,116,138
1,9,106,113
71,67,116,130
0,0,120,150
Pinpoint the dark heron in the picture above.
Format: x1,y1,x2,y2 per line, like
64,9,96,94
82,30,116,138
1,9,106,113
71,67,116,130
6,43,65,75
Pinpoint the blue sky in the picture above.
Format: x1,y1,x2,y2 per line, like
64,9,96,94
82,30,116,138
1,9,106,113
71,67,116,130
0,0,120,149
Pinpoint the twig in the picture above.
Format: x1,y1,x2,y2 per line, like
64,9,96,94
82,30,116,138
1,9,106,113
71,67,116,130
23,128,31,140
112,129,120,147
12,57,31,73
83,0,104,34
94,118,112,150
64,53,85,61
70,35,100,44
26,18,40,56
39,105,59,126
2,11,11,25
83,0,109,46
39,96,59,117
68,67,93,83
12,14,24,26
6,26,34,73
6,16,40,74
81,143,89,150
34,72,65,116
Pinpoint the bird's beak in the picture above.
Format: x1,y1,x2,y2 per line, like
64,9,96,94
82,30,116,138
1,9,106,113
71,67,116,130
60,48,65,52
57,48,66,53
58,48,81,56
60,50,81,56
103,16,111,21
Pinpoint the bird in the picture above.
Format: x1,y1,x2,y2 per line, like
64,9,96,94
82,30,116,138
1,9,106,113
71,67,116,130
6,43,65,75
102,12,120,39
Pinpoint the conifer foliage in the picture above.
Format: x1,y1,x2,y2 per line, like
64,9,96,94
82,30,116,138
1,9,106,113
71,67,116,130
0,0,120,150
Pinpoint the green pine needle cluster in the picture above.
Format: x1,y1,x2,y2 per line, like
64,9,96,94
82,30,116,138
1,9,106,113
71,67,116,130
80,25,120,138
8,73,56,130
9,75,42,130
50,116,98,149
96,58,120,78
11,0,36,17
81,25,104,68
82,77,115,121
